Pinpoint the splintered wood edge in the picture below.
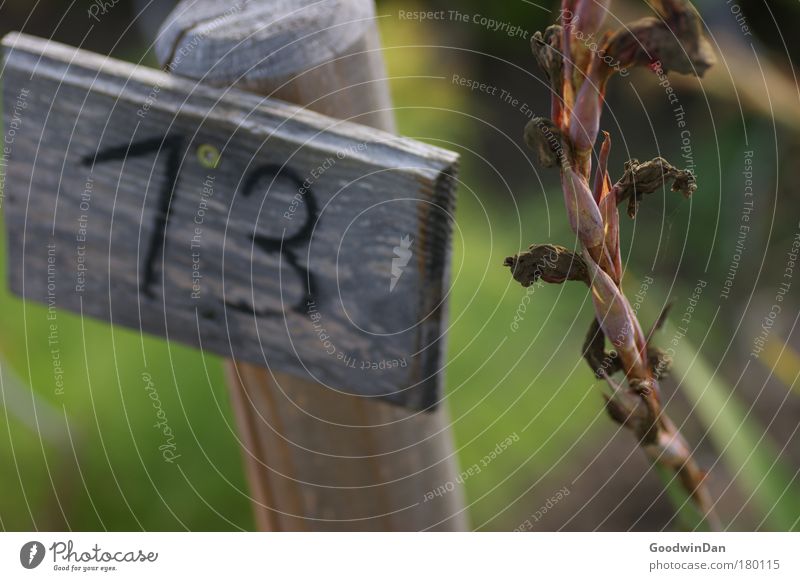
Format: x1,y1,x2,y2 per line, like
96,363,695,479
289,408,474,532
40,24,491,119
413,166,458,410
1,32,459,180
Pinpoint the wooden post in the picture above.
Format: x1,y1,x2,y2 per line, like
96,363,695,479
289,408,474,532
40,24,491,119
155,0,467,531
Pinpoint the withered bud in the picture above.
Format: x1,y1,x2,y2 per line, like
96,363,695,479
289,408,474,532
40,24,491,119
613,157,697,218
523,117,565,168
504,244,589,287
531,25,563,91
604,3,715,78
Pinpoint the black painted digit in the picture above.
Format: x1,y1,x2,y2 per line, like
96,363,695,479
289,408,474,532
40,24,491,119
84,138,317,315
82,135,185,298
226,163,319,316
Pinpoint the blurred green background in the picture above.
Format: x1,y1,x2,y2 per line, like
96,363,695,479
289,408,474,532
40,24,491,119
1,0,800,531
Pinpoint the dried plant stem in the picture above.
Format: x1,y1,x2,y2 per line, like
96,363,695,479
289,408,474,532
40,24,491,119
508,0,719,529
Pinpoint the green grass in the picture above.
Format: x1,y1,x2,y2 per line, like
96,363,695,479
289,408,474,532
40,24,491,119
670,330,800,531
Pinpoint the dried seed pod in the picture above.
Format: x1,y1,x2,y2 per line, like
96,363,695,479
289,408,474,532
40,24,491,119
504,244,589,287
523,117,565,168
613,157,697,218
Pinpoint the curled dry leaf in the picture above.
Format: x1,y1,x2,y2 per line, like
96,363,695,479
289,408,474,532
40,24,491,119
613,157,697,218
603,0,715,77
504,244,589,287
531,25,563,94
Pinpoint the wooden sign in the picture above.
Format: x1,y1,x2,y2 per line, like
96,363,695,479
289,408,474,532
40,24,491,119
1,33,458,409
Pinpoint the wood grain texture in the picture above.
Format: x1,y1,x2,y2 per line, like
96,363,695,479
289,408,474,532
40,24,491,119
155,0,396,132
2,32,456,409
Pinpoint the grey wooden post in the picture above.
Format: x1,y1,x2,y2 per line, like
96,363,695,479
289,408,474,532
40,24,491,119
155,0,467,531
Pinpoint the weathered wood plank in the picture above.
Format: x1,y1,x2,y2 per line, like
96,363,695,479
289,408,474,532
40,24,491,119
2,32,457,409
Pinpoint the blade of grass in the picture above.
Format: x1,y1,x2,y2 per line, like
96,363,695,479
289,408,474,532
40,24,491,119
653,463,712,531
760,336,800,397
669,327,800,530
